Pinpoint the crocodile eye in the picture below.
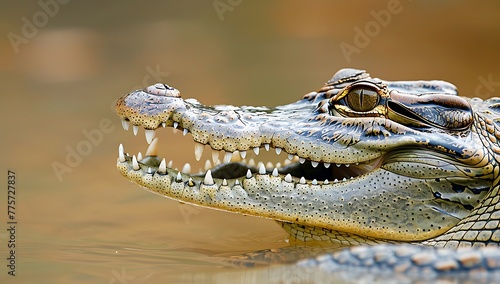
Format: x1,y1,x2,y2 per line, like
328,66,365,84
345,87,379,112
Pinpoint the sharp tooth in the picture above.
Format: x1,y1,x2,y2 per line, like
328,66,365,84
162,122,166,127
224,151,232,163
194,143,204,161
240,150,247,159
276,162,282,168
288,154,294,160
343,177,347,182
212,150,220,164
264,144,270,151
176,172,182,182
222,179,228,186
235,180,240,185
355,162,359,165
132,155,139,170
283,159,291,166
204,160,212,171
182,163,191,173
246,169,253,178
158,159,166,174
266,162,274,170
188,178,195,187
253,147,260,155
258,163,266,174
121,120,129,130
118,144,125,162
137,152,143,161
323,179,329,185
275,148,282,155
133,125,139,136
248,158,256,167
183,129,188,136
299,177,306,184
145,129,155,144
334,178,339,183
284,174,292,183
299,158,305,164
336,164,341,167
145,137,159,156
147,167,153,174
311,161,319,168
312,179,318,185
324,163,331,168
204,170,214,185
272,168,278,177
173,122,179,129
167,160,173,168
346,164,350,167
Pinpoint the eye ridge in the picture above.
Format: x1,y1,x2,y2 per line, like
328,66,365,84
346,87,379,112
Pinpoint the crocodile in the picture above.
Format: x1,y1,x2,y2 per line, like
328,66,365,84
115,68,500,278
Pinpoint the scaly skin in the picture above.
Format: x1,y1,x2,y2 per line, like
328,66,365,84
115,69,500,275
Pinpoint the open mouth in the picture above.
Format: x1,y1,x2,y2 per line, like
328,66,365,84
117,120,382,186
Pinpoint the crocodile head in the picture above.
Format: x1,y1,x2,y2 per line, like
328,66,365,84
116,68,498,243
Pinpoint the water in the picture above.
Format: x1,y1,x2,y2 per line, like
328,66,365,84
2,1,500,283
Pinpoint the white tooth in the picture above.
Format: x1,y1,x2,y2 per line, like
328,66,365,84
162,122,166,127
266,162,274,170
183,129,189,136
275,148,282,155
145,129,155,144
346,164,350,167
288,154,294,160
292,156,300,162
324,163,331,168
264,144,270,151
272,168,279,177
204,170,214,185
212,150,220,164
188,178,195,187
148,167,153,174
222,179,228,186
194,143,204,161
324,179,329,185
182,163,191,173
176,172,182,182
133,125,139,136
240,151,247,159
121,120,130,130
253,147,260,155
132,155,139,170
276,162,282,169
343,178,347,182
336,164,341,167
158,159,167,174
350,177,353,179
312,179,318,185
167,160,173,168
235,180,240,185
299,158,305,164
334,178,339,183
311,161,319,168
355,162,359,165
283,159,291,166
248,159,256,167
204,160,212,171
118,144,125,162
224,152,232,163
284,174,292,183
145,137,159,156
173,122,179,129
246,169,252,178
137,152,143,161
299,177,306,184
258,163,266,174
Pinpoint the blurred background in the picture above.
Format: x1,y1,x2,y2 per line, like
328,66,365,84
1,1,500,283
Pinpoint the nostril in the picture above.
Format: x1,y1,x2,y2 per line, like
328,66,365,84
146,83,180,97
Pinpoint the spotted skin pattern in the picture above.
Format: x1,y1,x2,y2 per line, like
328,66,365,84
115,69,500,276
